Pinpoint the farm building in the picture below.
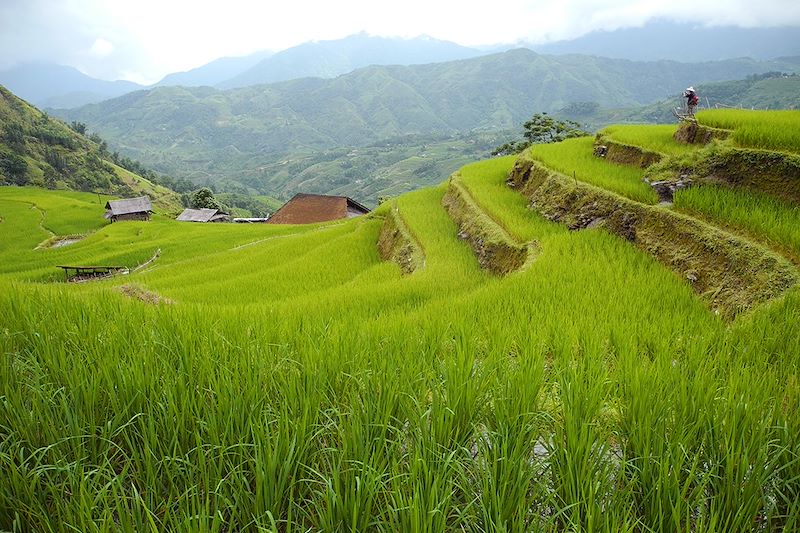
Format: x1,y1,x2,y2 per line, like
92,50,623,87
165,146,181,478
104,196,153,222
176,208,230,223
267,193,370,224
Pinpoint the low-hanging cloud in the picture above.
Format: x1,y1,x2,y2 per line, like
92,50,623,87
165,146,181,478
1,0,798,83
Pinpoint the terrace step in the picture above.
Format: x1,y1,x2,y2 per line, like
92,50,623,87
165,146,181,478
508,151,798,319
567,133,800,266
442,173,536,276
377,203,425,274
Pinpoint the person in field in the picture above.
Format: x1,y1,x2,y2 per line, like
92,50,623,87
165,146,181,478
683,86,699,115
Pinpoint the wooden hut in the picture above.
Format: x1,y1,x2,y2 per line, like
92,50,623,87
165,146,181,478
267,193,369,224
176,208,230,223
104,196,153,222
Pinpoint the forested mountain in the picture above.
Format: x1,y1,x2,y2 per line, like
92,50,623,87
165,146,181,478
217,33,483,89
0,85,180,210
53,50,800,202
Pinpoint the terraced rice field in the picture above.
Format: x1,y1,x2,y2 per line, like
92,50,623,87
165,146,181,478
1,112,799,531
697,109,800,154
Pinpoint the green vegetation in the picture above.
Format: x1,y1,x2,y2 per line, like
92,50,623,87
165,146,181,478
0,84,181,211
245,131,514,206
528,137,659,204
697,109,800,154
600,124,696,156
492,113,587,156
674,184,800,258
1,111,800,531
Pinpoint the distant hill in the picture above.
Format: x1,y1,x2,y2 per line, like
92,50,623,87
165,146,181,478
217,33,483,89
0,63,145,109
53,50,800,200
0,85,180,211
531,21,800,61
156,50,274,88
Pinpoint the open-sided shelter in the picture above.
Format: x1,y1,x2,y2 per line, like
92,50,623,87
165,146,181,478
267,193,369,224
104,196,153,222
176,208,230,223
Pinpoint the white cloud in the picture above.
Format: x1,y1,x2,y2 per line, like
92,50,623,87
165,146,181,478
88,37,114,58
1,0,799,83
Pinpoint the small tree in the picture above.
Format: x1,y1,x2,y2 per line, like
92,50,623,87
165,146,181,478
492,112,587,156
190,187,223,210
69,121,87,135
0,152,29,185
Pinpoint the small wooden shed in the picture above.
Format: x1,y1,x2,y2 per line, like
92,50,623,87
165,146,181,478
267,193,370,225
104,196,153,222
176,208,230,223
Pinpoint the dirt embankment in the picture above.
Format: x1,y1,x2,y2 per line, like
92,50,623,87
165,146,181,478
673,121,730,145
594,136,662,168
442,174,530,276
377,205,425,274
508,151,798,318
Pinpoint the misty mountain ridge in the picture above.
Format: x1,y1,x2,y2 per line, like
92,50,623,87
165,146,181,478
530,21,800,61
156,50,275,88
216,33,484,89
0,63,145,109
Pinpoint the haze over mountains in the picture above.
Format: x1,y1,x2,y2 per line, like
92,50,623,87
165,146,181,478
216,33,483,89
0,63,142,109
2,22,799,109
530,21,800,61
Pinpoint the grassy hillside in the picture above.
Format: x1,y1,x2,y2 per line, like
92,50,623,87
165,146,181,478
0,85,181,213
53,52,800,200
1,110,799,531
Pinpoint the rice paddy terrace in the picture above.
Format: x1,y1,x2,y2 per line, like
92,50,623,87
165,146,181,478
1,110,800,531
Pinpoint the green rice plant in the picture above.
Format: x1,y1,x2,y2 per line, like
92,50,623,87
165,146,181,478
528,137,659,204
0,186,114,235
673,184,800,257
458,156,564,242
601,124,697,156
471,353,547,532
697,109,800,154
546,346,618,531
618,353,718,532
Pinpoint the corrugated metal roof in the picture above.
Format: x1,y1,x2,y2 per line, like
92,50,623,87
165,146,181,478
105,196,152,216
176,208,228,222
268,193,370,224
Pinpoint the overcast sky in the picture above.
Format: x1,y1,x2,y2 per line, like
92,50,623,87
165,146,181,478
1,0,799,84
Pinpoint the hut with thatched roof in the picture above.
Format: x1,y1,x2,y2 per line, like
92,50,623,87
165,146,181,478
176,208,230,223
104,196,153,222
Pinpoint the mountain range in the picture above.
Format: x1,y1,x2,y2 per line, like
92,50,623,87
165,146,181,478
51,49,800,203
217,33,483,89
0,63,142,109
3,22,800,109
531,21,800,61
